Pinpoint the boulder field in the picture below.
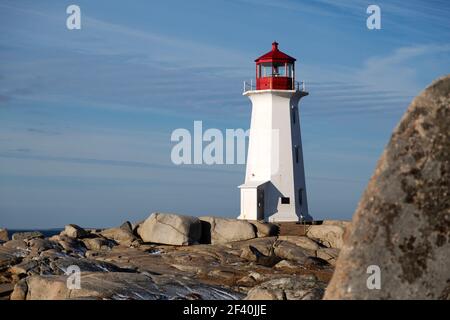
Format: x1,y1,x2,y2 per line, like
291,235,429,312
0,213,346,300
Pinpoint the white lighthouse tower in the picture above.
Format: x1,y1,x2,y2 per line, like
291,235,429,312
238,42,312,222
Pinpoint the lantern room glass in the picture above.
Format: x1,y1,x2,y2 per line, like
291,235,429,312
272,63,285,77
257,63,294,78
287,63,293,78
259,63,272,78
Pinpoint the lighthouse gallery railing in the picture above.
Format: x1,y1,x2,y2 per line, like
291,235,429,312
243,80,306,92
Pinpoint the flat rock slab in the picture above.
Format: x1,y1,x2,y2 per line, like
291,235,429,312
12,272,243,300
276,222,309,236
0,283,14,298
278,236,321,251
12,231,43,241
0,246,24,269
245,275,326,300
226,237,278,256
273,241,313,264
50,256,125,274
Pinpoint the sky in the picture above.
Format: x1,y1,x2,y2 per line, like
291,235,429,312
0,0,449,228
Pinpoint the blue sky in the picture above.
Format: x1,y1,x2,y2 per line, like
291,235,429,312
0,0,449,228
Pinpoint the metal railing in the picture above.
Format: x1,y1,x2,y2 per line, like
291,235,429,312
243,80,306,92
243,80,256,92
295,80,306,92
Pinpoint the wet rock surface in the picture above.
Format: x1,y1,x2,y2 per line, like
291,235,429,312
324,75,450,299
12,272,243,300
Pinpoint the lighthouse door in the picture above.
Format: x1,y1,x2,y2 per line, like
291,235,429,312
257,188,264,220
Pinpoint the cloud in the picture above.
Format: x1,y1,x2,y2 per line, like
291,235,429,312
0,1,252,119
1,1,448,121
0,150,366,186
231,0,450,48
298,43,450,117
27,128,61,135
356,44,450,92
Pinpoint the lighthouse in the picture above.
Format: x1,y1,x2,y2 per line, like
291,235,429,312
238,42,312,222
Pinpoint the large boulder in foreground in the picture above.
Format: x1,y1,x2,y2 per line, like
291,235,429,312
325,75,450,299
137,213,201,246
199,216,256,244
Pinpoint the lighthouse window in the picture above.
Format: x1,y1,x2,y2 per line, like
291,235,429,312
281,197,290,204
295,145,299,163
261,63,272,78
273,63,286,77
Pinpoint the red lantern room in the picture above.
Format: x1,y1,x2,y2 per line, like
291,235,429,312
255,41,296,90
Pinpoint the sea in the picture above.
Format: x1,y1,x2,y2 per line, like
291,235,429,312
7,229,63,238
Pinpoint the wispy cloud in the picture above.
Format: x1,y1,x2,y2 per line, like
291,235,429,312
1,1,448,120
26,128,61,135
0,1,251,119
300,43,450,117
231,0,450,44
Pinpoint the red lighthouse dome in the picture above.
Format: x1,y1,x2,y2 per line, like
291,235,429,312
255,42,296,90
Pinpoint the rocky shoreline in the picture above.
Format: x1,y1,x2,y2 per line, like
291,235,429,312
0,215,348,300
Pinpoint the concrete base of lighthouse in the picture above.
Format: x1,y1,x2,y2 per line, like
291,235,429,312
238,89,312,223
238,181,308,223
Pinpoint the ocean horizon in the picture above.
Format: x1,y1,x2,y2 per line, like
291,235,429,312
6,229,63,238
